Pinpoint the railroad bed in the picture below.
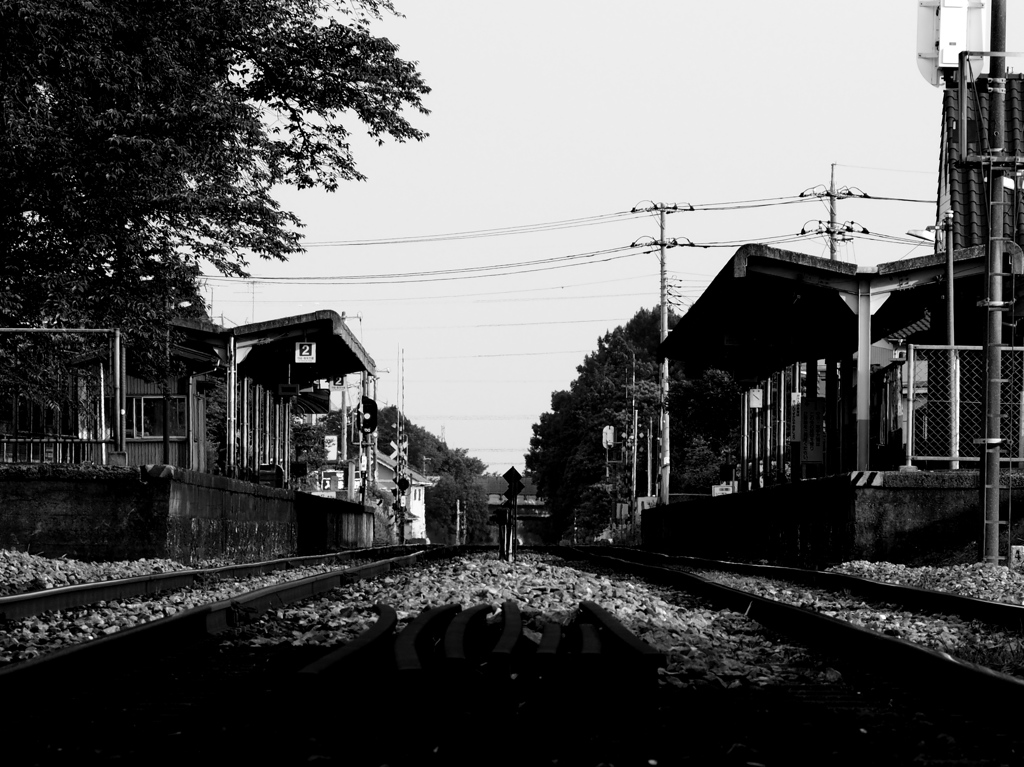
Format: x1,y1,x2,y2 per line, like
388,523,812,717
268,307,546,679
4,546,1024,766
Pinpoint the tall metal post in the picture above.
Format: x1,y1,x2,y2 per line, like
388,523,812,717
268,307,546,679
225,335,237,476
946,209,960,470
113,329,123,453
982,0,1007,564
630,357,639,532
739,391,749,492
659,206,671,505
945,209,955,345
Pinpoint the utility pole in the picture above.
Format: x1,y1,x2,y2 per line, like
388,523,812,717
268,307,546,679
829,163,838,260
630,201,678,506
982,0,1007,565
658,205,672,505
800,166,868,259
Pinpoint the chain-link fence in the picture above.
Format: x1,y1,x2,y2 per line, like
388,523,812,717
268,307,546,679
908,344,1024,464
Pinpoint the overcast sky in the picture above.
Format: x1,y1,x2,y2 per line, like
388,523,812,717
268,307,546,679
202,1,1018,474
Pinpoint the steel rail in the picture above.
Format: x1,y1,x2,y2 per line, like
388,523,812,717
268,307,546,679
575,549,1024,706
0,546,461,686
0,543,434,620
590,546,1024,631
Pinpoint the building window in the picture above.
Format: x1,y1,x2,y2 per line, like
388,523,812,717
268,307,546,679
126,396,186,438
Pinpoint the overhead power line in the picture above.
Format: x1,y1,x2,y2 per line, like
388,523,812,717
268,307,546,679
291,191,931,248
205,245,651,285
302,210,642,246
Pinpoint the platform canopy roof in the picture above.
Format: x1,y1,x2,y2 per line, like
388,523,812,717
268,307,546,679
173,310,375,389
659,243,998,385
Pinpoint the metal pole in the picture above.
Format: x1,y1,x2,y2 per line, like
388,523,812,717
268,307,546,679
646,416,653,497
120,341,126,458
631,357,638,533
113,329,123,453
739,391,749,492
163,322,171,466
659,206,671,505
983,0,1007,564
945,209,955,345
947,207,959,472
340,378,348,464
226,335,236,476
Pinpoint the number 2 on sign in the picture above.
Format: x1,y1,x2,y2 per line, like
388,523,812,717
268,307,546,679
296,342,316,363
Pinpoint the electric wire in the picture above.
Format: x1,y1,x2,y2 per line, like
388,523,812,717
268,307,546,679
302,210,642,246
293,191,929,248
204,247,654,285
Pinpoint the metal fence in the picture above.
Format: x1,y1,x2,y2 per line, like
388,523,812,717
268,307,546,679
0,438,113,465
908,344,1024,464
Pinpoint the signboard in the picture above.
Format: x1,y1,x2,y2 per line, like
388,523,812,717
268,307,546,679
324,435,338,462
788,392,802,442
320,469,343,490
711,484,734,497
329,376,345,391
602,425,615,448
295,341,317,363
749,388,763,409
800,397,825,463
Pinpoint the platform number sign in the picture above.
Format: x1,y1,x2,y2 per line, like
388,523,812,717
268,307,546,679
295,341,316,363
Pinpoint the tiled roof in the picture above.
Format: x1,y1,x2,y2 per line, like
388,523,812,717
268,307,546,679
940,75,1024,251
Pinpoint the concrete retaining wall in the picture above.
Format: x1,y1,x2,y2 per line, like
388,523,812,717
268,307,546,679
642,471,1024,567
0,465,160,560
0,464,375,563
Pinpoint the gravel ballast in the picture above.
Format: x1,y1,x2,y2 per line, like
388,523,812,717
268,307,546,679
220,552,840,689
0,560,369,665
6,547,1024,685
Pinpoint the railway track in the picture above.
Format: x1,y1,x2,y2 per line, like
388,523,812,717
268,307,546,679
5,546,1024,765
571,547,1024,699
0,543,449,620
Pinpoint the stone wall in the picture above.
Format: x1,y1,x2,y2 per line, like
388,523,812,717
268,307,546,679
642,471,1024,567
0,464,375,563
0,464,159,560
145,465,296,564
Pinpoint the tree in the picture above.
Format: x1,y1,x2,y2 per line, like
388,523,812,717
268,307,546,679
669,368,740,491
1,0,429,390
526,306,741,537
527,307,676,540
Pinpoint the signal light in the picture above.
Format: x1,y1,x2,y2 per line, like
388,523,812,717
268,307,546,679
361,396,378,433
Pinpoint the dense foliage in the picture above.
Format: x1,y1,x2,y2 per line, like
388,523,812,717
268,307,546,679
526,307,739,541
1,0,428,391
291,403,491,543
